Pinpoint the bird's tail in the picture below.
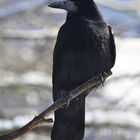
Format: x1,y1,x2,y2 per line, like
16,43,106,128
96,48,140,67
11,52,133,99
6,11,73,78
51,93,85,140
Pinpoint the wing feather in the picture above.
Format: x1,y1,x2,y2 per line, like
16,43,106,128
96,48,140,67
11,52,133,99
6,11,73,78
108,25,116,68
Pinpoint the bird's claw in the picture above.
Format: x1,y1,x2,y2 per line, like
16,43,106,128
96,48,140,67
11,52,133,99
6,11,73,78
99,72,107,86
61,91,71,108
64,96,71,108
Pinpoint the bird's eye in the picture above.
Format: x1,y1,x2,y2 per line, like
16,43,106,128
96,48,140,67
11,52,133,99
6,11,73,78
63,1,66,4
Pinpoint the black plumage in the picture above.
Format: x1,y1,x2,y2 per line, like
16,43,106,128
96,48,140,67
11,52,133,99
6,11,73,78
49,0,116,139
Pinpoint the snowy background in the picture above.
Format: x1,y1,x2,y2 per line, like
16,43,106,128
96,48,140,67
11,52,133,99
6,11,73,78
0,0,140,140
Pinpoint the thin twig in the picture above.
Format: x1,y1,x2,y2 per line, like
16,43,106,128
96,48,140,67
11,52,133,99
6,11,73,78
0,70,112,140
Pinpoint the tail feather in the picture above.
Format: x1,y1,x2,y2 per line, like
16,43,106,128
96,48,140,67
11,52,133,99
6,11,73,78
51,92,85,140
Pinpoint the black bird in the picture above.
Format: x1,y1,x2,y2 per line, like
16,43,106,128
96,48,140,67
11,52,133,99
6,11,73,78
48,0,116,140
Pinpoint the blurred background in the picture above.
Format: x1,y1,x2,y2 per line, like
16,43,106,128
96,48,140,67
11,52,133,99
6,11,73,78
0,0,140,140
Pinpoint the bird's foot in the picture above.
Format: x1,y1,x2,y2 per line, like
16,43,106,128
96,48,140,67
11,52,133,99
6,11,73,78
61,91,71,108
99,72,107,86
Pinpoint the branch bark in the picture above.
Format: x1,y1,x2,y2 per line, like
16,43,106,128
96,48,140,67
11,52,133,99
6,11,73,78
0,70,112,140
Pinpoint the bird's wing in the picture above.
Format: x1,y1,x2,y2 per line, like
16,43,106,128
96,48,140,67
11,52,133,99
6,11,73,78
52,26,66,81
108,25,116,68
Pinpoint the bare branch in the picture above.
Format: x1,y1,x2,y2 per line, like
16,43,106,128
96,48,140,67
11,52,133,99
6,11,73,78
0,70,112,140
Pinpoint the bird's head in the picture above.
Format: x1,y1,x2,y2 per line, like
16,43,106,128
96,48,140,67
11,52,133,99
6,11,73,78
48,0,94,12
48,0,79,13
48,0,103,21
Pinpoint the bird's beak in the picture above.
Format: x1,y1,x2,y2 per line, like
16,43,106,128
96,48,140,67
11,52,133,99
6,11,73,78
48,1,66,10
48,0,78,12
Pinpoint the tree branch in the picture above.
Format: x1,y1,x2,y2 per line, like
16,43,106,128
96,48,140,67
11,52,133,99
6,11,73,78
0,70,112,140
